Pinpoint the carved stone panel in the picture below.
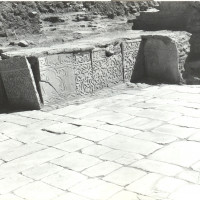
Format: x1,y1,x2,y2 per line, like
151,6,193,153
122,40,141,81
38,53,76,105
74,51,94,95
0,57,41,109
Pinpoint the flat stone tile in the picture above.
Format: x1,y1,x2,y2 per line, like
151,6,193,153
54,192,89,200
70,178,122,200
42,169,87,190
1,114,39,126
188,133,200,142
0,148,65,179
82,144,112,157
177,170,200,184
70,126,115,142
127,173,166,199
99,124,142,137
119,117,163,131
134,131,177,144
0,134,9,142
131,159,183,176
38,134,75,147
1,143,45,162
51,152,101,172
0,139,23,154
83,161,121,177
42,122,78,134
170,184,200,200
6,129,52,143
170,116,200,129
152,124,198,139
108,190,138,200
14,181,63,200
22,163,63,180
100,149,144,165
55,138,93,152
0,174,32,194
104,167,146,186
50,105,85,116
66,108,100,118
154,177,187,194
26,119,58,130
191,161,200,172
134,109,180,122
150,141,200,167
99,134,162,156
0,122,23,135
85,110,133,124
0,194,24,200
70,118,105,128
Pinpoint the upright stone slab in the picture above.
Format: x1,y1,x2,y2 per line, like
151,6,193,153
38,54,76,105
0,57,41,109
0,76,6,107
122,39,141,81
74,51,94,95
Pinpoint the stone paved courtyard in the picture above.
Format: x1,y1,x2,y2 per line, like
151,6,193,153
1,83,200,200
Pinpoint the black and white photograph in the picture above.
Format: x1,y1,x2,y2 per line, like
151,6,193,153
0,0,200,200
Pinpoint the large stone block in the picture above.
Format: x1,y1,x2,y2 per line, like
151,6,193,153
0,57,41,109
121,40,141,81
74,51,94,95
38,54,76,105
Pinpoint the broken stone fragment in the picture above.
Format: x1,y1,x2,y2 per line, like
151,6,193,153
18,40,29,47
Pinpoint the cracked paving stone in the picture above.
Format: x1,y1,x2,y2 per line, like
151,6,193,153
42,169,87,190
51,152,101,172
42,122,78,134
170,184,200,200
103,167,146,186
119,117,164,131
69,178,122,200
82,161,122,177
99,134,162,156
22,163,63,180
152,124,198,139
70,126,115,142
134,131,178,144
55,138,93,152
131,159,183,176
150,141,200,168
14,181,63,200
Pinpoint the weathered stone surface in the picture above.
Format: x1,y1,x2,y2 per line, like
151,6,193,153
92,44,123,90
74,51,94,95
121,39,141,81
0,57,41,109
143,36,180,83
38,54,76,105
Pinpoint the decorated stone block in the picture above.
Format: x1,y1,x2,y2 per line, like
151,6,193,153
0,57,41,109
38,53,76,105
92,49,109,90
122,40,141,81
74,51,94,95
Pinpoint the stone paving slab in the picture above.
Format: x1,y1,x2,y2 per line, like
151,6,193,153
1,83,200,200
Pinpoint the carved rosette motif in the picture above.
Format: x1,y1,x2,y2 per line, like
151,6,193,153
122,40,141,81
74,51,94,95
38,53,76,105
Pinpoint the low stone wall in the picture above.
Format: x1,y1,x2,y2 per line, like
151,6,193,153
0,31,192,110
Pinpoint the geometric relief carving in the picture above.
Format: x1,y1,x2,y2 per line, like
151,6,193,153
0,57,41,109
74,51,94,95
92,44,123,90
38,53,76,105
122,40,141,81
